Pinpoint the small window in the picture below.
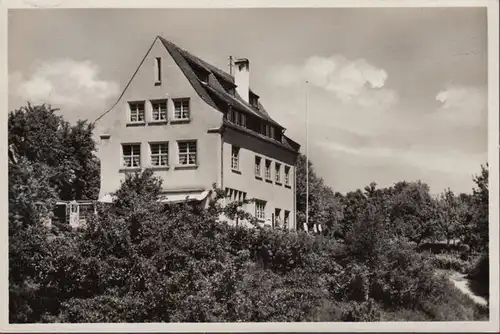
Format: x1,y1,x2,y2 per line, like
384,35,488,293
284,166,291,186
231,146,240,170
255,200,266,220
227,110,234,122
265,159,272,181
151,100,167,121
129,102,145,123
122,144,141,168
150,142,168,167
274,208,281,228
275,163,281,183
284,210,290,227
178,141,197,165
270,126,276,139
154,57,162,84
174,99,190,120
255,156,262,177
240,113,246,127
234,112,240,125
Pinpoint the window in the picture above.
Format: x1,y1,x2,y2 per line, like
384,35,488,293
240,113,246,127
274,208,281,228
265,159,272,180
255,156,262,177
150,142,168,167
129,102,145,122
255,200,266,220
231,146,240,170
154,57,162,84
284,210,290,227
122,144,141,168
285,166,291,186
275,163,281,183
174,99,190,120
234,112,240,125
270,126,276,139
178,141,197,165
227,109,234,122
151,100,167,121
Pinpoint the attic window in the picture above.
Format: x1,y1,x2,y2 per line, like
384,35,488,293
250,95,258,107
154,57,162,85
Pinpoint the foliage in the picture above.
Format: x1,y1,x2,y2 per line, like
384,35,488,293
9,105,490,323
8,103,100,201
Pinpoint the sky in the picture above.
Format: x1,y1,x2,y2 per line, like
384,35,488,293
7,7,488,194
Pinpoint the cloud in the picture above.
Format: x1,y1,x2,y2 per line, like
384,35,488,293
435,85,487,127
268,55,398,109
9,59,119,110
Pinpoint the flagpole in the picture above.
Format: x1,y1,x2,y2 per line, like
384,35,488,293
305,80,309,231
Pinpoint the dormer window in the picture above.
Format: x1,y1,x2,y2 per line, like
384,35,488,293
250,95,259,108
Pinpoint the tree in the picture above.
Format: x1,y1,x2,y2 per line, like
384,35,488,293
390,181,437,246
8,103,100,201
470,164,489,251
295,154,342,233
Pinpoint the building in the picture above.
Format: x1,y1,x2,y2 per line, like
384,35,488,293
96,36,301,230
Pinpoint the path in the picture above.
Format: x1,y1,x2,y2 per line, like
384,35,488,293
448,271,488,306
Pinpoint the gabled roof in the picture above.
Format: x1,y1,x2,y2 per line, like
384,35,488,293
159,36,283,128
94,36,300,153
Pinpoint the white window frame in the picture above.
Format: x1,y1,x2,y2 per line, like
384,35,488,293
129,102,145,123
255,200,266,220
177,140,197,166
265,159,272,180
173,98,190,120
255,156,262,177
150,142,169,167
122,143,141,168
231,146,240,170
151,100,167,121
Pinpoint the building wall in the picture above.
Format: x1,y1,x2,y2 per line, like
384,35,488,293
222,127,297,230
97,38,223,198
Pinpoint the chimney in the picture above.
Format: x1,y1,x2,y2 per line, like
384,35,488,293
234,58,250,103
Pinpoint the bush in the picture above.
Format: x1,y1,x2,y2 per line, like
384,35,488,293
340,299,382,322
431,253,470,273
468,253,489,299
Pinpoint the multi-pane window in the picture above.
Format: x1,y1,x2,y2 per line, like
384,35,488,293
129,102,145,122
151,100,167,121
255,200,266,220
178,141,197,165
284,210,290,227
275,163,281,183
150,142,168,166
265,160,272,180
255,156,262,177
174,99,190,120
285,166,291,186
231,146,240,170
122,144,141,168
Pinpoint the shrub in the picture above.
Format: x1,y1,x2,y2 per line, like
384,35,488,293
340,299,382,322
431,253,470,273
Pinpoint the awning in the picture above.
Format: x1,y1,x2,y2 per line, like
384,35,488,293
158,190,210,204
97,194,117,203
